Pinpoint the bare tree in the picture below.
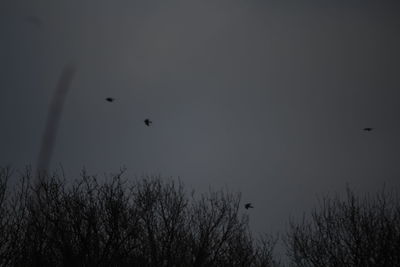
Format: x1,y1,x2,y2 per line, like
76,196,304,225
286,187,400,267
0,167,278,267
0,167,11,265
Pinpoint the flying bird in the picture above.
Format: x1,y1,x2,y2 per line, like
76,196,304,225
363,127,373,132
245,203,254,209
105,97,115,102
144,119,152,126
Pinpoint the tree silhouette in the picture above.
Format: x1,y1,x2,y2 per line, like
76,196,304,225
286,187,400,267
0,167,278,267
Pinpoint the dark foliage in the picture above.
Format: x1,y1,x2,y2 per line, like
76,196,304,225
0,167,277,267
286,187,400,267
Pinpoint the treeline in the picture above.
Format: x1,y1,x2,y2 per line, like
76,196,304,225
286,187,400,267
0,167,400,266
0,167,276,267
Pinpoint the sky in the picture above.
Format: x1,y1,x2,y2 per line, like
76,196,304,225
1,0,400,240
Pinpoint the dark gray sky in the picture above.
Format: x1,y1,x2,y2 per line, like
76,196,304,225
1,0,400,236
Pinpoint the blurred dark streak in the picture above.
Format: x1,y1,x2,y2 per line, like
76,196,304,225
36,64,76,175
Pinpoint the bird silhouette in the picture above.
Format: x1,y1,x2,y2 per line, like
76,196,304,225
144,119,152,126
245,203,254,209
105,97,115,102
363,127,373,132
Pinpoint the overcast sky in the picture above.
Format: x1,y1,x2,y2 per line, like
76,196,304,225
1,0,400,237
